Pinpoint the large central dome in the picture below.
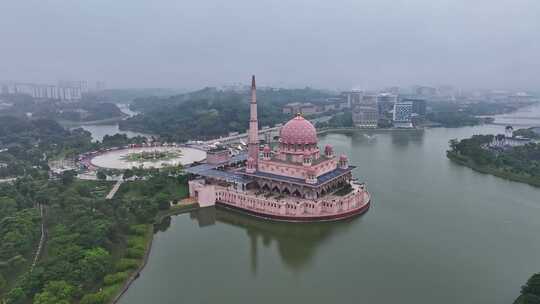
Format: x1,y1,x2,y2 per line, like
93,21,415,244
280,115,318,145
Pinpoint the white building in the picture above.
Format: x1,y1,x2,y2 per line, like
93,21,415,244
353,106,378,128
1,82,82,101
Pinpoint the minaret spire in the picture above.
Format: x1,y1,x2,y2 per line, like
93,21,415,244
247,75,259,172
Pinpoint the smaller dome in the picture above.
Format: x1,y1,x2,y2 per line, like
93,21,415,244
324,144,333,153
339,154,348,161
263,145,271,152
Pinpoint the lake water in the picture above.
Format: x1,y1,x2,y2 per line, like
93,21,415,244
116,104,540,304
70,103,151,142
76,124,150,142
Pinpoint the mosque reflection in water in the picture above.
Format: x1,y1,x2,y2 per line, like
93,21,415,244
155,206,360,274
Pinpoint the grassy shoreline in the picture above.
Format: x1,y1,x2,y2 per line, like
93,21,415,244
107,202,199,304
447,152,540,187
106,224,153,304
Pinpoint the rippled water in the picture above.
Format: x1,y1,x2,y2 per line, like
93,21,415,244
116,104,540,304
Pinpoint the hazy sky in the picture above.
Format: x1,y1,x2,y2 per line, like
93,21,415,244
1,0,539,90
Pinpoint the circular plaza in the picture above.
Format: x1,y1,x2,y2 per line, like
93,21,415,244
84,146,206,170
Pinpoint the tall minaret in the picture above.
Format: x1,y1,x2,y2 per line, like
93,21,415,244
247,75,259,169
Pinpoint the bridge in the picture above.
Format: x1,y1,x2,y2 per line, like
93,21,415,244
203,126,282,145
200,114,333,146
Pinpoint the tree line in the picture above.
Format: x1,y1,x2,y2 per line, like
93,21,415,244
120,87,333,142
1,168,189,303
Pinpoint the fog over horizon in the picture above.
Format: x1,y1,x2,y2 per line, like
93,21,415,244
2,0,539,91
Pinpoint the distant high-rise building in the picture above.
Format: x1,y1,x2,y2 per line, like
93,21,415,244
393,101,413,128
416,86,437,97
377,93,397,118
509,92,534,103
353,106,378,128
401,98,427,116
344,90,363,108
437,85,455,98
95,81,106,91
350,93,379,128
361,94,377,106
383,86,400,95
282,102,317,115
58,80,88,93
0,81,83,101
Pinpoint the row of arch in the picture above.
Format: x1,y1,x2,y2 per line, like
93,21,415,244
253,173,352,199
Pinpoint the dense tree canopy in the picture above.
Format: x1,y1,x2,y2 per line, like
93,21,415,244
515,274,540,304
121,87,333,141
1,168,189,303
0,97,124,123
448,131,540,185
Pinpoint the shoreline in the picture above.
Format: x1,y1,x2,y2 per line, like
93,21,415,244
109,193,372,302
108,203,199,304
447,152,540,188
317,127,424,135
109,123,537,303
59,116,126,127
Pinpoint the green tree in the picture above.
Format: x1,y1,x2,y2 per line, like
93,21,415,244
60,170,76,186
522,273,540,297
96,170,107,181
80,292,106,304
123,168,134,180
5,286,26,304
0,272,7,293
78,247,111,284
0,196,17,218
449,139,459,152
515,294,540,304
154,193,171,211
33,280,79,304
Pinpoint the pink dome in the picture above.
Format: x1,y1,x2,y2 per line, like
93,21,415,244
263,145,271,152
280,115,318,144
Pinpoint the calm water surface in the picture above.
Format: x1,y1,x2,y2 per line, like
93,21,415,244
71,103,150,141
118,105,540,304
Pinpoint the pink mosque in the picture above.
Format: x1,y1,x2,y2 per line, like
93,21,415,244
187,76,371,222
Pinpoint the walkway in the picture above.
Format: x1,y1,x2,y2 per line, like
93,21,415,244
203,126,281,145
0,177,16,184
106,179,124,200
30,204,46,272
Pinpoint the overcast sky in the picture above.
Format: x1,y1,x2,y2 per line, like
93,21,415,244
1,0,539,91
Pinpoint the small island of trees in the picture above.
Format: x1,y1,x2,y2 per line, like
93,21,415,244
447,131,540,187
